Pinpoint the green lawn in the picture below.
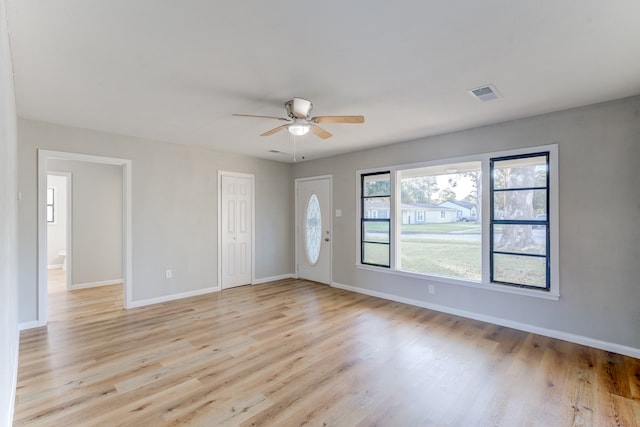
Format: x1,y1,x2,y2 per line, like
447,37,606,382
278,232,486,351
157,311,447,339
402,223,481,234
363,232,545,286
400,238,481,281
365,222,481,234
363,236,482,281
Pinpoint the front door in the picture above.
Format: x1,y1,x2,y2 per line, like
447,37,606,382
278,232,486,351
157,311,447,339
296,176,331,284
221,173,253,289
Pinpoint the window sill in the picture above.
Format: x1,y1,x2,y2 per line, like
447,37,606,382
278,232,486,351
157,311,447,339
355,264,559,301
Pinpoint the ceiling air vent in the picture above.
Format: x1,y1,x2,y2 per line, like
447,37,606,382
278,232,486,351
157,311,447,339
468,84,501,102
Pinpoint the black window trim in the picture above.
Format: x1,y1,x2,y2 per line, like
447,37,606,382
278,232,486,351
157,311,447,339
361,171,391,268
489,151,551,291
356,144,558,299
46,187,55,224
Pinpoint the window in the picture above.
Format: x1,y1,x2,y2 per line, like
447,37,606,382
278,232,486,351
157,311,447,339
490,153,549,289
397,161,481,281
304,193,322,265
361,172,391,267
46,188,55,223
358,145,557,296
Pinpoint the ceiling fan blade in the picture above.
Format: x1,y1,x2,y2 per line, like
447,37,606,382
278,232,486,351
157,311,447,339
233,114,289,121
312,115,365,124
310,124,332,139
260,124,288,137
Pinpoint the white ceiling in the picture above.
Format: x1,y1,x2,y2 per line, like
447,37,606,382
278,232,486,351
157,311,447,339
7,1,640,162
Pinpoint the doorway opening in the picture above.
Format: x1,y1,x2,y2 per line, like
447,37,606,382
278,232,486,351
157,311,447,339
37,150,133,326
46,172,71,304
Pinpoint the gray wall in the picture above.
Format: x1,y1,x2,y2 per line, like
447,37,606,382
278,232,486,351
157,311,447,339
18,118,294,322
293,96,640,350
0,0,19,424
48,160,123,287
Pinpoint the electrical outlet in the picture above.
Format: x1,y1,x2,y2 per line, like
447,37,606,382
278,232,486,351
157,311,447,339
166,269,172,279
428,284,435,295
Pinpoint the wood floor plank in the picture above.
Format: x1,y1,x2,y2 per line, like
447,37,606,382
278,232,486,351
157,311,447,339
14,269,640,426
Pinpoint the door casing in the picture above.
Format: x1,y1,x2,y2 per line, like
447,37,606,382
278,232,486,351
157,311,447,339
37,150,132,327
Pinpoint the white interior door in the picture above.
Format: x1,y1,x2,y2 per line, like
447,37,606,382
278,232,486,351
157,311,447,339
221,173,253,289
297,177,331,284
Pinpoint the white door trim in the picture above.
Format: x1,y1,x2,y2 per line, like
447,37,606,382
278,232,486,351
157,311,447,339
37,150,133,326
295,175,333,284
217,170,255,288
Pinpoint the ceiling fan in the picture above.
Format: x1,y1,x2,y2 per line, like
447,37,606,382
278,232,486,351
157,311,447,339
233,97,364,139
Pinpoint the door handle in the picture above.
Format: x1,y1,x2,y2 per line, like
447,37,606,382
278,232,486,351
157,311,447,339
324,238,330,242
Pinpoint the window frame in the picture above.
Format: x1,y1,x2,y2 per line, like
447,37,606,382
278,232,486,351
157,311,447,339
356,144,559,300
360,171,392,268
490,152,550,290
46,187,55,224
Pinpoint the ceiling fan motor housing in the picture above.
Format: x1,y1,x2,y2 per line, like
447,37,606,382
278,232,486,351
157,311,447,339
286,97,313,119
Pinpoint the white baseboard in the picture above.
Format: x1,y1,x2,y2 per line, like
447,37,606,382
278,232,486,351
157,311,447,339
252,273,295,285
331,282,640,359
70,278,123,290
47,264,63,270
128,286,220,309
18,320,44,331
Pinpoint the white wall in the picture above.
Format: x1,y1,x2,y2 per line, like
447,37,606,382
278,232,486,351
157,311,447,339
46,174,67,268
0,0,19,424
48,159,123,287
18,118,294,322
293,96,640,354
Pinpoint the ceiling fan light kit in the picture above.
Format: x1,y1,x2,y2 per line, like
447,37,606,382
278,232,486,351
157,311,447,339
233,97,364,140
288,124,310,136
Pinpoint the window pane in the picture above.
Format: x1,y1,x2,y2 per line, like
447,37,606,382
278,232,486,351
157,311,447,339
304,193,322,265
493,155,548,189
493,253,546,288
493,190,547,220
364,197,390,219
363,221,389,243
47,206,54,223
363,242,389,266
363,173,390,197
493,225,546,256
47,188,54,204
397,161,481,281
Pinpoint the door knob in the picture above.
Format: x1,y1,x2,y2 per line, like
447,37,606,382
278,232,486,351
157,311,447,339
324,238,330,242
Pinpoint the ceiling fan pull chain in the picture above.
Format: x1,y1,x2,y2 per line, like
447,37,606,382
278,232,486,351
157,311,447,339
293,134,297,162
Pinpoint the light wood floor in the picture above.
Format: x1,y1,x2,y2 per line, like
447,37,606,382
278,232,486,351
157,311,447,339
15,270,640,426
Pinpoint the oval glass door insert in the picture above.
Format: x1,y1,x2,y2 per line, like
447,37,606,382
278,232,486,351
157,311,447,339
305,193,322,265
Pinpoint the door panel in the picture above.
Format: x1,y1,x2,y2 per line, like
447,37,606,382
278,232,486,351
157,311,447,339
297,177,331,284
221,174,253,289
